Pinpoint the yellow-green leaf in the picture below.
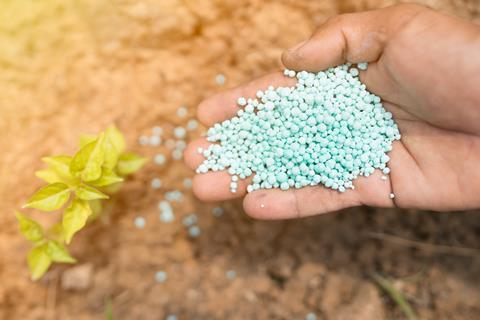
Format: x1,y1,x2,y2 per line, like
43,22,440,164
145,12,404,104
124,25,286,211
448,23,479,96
42,156,73,179
79,134,97,148
103,137,120,170
87,200,103,222
15,211,44,243
70,134,105,182
117,152,148,176
46,241,76,263
89,168,124,187
62,199,92,244
48,222,66,243
24,182,71,212
75,185,109,201
89,199,103,216
102,182,122,194
28,245,52,281
105,124,126,154
35,169,62,184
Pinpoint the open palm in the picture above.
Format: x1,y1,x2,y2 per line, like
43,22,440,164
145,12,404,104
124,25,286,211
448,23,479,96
185,4,480,219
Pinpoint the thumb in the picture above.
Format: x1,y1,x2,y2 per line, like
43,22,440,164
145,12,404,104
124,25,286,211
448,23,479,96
281,4,424,72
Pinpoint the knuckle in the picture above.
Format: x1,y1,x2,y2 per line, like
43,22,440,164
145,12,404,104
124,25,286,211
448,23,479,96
394,3,423,10
313,13,353,39
390,3,427,14
323,14,349,29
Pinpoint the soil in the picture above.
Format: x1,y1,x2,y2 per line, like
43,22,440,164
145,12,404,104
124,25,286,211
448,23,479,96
1,0,480,319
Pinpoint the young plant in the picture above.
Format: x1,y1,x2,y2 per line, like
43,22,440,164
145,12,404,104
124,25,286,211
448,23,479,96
16,125,147,280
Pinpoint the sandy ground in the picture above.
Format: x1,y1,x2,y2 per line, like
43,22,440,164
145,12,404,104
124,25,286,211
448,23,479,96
1,0,480,319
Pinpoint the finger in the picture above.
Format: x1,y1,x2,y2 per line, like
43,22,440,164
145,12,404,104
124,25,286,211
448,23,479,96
357,61,399,102
281,11,386,72
184,139,253,201
380,100,417,122
197,72,297,126
243,170,394,220
243,186,359,220
184,138,211,170
281,4,424,72
192,172,252,202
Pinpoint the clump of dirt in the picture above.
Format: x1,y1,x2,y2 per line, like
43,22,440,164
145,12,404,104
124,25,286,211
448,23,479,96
0,0,479,319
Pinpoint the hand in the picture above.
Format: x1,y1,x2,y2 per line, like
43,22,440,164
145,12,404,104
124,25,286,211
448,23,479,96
184,4,480,219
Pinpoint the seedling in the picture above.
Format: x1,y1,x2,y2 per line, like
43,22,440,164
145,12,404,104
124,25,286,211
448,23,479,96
16,124,147,280
105,298,114,320
372,273,417,320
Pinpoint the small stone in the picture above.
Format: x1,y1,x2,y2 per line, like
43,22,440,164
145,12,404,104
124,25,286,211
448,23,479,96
244,290,257,303
267,254,296,280
61,264,93,291
320,273,358,316
331,282,385,320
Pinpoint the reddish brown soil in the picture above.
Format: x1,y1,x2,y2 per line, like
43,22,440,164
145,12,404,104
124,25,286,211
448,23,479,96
1,0,479,319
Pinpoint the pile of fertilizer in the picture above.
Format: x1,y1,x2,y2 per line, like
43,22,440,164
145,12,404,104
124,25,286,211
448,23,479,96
197,63,401,193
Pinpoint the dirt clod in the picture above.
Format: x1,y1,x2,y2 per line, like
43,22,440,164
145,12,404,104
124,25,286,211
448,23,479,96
61,264,93,291
332,282,385,320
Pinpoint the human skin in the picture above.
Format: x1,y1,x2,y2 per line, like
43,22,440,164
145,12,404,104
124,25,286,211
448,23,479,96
184,4,480,219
